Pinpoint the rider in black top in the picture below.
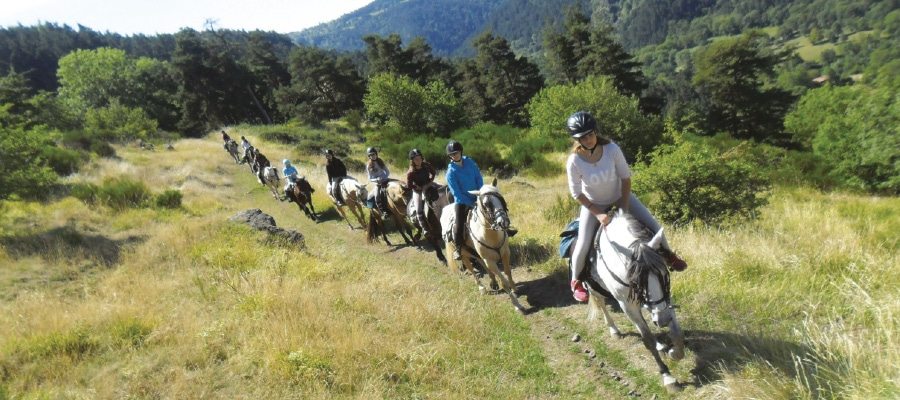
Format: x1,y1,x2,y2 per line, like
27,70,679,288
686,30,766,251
325,149,347,205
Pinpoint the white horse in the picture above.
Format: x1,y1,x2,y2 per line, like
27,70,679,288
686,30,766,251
261,166,280,200
441,179,524,313
331,177,368,230
586,208,685,392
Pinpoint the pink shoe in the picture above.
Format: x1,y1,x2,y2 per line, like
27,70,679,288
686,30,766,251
571,280,588,303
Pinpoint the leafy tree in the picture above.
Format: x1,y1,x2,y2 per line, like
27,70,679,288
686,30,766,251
0,119,57,200
364,73,465,135
244,31,291,122
57,47,132,114
543,7,648,101
785,84,899,193
463,32,544,126
275,46,365,124
83,100,158,142
692,32,794,143
526,75,662,161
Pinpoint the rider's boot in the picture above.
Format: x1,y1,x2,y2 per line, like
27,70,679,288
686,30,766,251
660,249,688,271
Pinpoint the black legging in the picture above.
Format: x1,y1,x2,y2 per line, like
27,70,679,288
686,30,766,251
454,203,472,246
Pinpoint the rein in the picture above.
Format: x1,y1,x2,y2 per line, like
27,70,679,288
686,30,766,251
466,192,509,259
596,223,670,307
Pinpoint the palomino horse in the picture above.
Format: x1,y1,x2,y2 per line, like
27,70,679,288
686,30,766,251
366,181,416,246
440,179,524,313
285,177,318,222
261,167,281,200
586,209,685,392
407,183,451,263
331,177,367,230
224,139,240,163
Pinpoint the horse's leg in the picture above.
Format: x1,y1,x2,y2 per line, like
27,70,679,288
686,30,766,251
588,293,621,337
459,246,488,294
500,244,515,294
306,194,319,220
482,257,525,313
666,314,686,361
621,301,680,392
391,211,413,245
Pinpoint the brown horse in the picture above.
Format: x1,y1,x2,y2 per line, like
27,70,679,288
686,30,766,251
407,183,451,264
285,177,318,221
332,177,367,230
366,181,416,246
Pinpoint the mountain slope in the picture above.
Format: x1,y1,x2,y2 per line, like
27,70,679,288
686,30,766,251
290,0,506,55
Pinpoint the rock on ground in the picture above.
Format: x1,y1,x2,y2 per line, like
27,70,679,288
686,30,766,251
229,209,304,247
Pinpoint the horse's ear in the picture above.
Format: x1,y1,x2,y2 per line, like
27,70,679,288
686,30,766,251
491,177,498,187
648,228,665,249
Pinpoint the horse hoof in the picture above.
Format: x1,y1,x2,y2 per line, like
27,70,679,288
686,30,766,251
663,374,681,393
609,327,622,338
490,282,499,291
668,348,685,360
478,286,487,295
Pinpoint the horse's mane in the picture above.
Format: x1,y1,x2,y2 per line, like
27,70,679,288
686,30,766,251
615,213,671,305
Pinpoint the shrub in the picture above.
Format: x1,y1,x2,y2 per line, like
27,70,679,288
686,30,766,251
0,125,57,200
633,138,770,225
83,100,158,142
249,123,352,157
41,144,87,176
364,73,466,135
98,177,150,210
154,189,183,209
89,141,116,157
70,182,100,204
785,84,899,194
527,75,663,161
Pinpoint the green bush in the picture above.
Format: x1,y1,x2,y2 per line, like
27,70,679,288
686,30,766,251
527,75,663,161
633,137,770,226
41,144,87,176
154,189,183,209
0,125,57,200
72,177,152,210
249,123,352,157
785,84,899,194
364,73,466,135
89,141,116,157
83,100,158,142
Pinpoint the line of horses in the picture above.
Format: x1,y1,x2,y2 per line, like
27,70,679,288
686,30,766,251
220,137,686,392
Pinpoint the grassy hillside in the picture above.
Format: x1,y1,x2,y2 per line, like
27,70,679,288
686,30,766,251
1,129,897,398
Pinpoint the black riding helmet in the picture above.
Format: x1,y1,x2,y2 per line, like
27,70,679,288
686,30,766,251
408,148,422,160
366,147,378,156
567,111,597,138
324,149,334,156
446,140,462,155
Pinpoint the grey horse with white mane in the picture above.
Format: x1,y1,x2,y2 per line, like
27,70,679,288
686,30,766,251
587,208,685,392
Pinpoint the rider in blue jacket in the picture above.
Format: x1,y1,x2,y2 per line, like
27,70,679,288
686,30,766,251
445,140,483,260
282,159,300,200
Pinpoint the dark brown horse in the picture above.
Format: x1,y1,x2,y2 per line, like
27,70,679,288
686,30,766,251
285,178,318,222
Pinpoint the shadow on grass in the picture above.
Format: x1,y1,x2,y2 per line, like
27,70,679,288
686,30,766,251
1,225,145,266
509,237,555,268
517,267,578,313
681,330,812,389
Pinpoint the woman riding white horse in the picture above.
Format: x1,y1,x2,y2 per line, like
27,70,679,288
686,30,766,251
565,111,687,303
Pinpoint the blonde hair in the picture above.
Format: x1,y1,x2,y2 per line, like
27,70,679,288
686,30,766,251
570,131,611,153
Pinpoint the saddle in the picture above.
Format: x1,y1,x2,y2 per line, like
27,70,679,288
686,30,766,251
559,218,614,300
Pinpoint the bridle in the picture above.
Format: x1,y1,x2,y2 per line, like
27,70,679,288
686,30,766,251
596,221,671,308
467,191,510,259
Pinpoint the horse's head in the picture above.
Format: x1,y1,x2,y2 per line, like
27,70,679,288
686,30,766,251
605,209,674,327
468,178,510,231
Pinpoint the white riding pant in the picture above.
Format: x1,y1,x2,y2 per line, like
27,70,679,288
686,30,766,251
570,193,666,280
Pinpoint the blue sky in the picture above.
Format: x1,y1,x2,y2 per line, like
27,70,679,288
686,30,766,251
0,0,374,34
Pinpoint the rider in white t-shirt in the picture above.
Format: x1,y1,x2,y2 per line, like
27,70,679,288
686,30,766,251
565,111,687,303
